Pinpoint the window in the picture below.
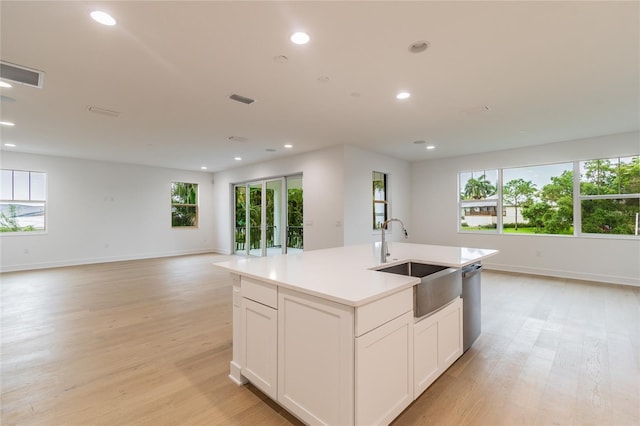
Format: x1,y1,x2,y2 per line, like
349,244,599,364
580,156,640,235
457,155,640,237
459,170,498,232
373,171,388,230
1,169,47,233
502,163,573,235
171,182,198,227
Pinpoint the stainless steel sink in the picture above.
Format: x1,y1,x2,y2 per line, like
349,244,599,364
376,262,462,317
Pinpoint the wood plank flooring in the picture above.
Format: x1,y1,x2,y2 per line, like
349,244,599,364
1,254,639,425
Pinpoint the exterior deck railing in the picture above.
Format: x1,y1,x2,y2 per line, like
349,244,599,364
235,225,304,251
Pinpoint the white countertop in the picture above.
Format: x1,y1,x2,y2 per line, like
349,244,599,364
213,242,498,307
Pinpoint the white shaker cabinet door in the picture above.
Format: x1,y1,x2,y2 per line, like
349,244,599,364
413,297,463,398
355,310,414,426
438,298,463,369
241,297,277,399
277,288,354,426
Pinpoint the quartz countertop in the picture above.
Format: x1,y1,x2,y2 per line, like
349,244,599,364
213,242,498,307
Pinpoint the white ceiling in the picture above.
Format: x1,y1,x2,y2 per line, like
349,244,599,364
1,1,638,172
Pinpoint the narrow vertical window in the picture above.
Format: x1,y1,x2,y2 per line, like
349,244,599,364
0,169,47,233
171,182,198,227
459,170,499,232
373,171,388,230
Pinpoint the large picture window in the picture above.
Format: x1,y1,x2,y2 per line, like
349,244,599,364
502,163,573,235
171,182,198,227
373,171,388,230
458,155,640,237
0,169,47,233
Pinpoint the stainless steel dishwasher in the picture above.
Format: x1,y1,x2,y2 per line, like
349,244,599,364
462,263,483,351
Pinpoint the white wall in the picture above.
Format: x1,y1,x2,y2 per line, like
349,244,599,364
211,145,346,253
343,145,411,245
0,152,215,272
410,132,640,286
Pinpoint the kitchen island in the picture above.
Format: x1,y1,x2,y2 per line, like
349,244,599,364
214,242,497,426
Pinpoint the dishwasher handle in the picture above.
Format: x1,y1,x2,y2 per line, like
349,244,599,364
462,263,483,278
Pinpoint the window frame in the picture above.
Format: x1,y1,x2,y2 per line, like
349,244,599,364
458,169,500,233
171,181,199,228
372,171,388,231
0,169,47,235
577,156,640,237
457,156,640,239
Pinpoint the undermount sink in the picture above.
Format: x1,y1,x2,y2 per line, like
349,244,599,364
376,261,447,277
375,261,462,318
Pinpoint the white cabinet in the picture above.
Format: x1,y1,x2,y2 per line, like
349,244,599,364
240,278,278,399
241,297,277,399
232,274,463,426
355,310,414,426
413,297,463,398
277,288,354,426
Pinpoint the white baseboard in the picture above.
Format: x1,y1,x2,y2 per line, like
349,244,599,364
228,361,247,385
0,249,216,273
484,262,640,287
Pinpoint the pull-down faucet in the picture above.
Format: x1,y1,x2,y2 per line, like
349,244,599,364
380,218,408,263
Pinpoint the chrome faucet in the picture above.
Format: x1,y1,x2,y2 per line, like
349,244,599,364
380,218,408,263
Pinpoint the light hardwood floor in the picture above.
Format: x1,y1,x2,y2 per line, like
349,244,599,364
1,254,638,425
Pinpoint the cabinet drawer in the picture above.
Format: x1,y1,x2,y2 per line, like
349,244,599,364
242,277,278,308
355,288,412,337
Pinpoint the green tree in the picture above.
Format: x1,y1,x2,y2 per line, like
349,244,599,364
521,202,551,232
462,174,496,200
581,157,639,234
0,205,21,232
287,188,304,249
503,179,537,230
540,170,574,234
171,182,198,227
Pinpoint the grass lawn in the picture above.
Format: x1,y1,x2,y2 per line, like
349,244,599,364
503,227,537,234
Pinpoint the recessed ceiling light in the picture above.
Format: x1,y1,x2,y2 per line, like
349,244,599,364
0,81,12,88
426,145,435,150
284,144,293,149
4,143,16,147
234,157,242,161
290,32,310,45
200,166,208,170
396,92,411,100
90,11,116,26
0,121,15,126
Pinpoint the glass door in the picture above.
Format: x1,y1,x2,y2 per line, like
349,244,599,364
233,175,303,256
234,185,247,255
248,182,263,256
265,178,285,256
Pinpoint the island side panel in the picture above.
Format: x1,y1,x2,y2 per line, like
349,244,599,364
229,273,247,385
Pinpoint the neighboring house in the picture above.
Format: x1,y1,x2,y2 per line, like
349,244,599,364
462,202,527,227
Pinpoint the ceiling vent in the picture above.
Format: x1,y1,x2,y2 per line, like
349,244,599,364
229,93,255,105
0,61,44,88
87,105,121,117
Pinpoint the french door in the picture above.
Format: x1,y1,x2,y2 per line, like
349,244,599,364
234,175,303,256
